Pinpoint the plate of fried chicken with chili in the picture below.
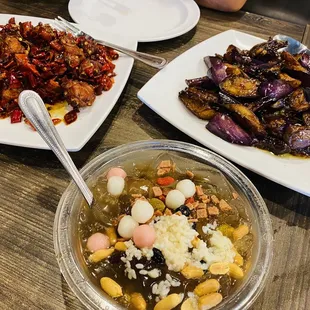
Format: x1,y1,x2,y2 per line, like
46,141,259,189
0,14,137,151
138,30,310,197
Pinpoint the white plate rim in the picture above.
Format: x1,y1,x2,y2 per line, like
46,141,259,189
137,29,310,197
68,0,201,42
0,13,137,151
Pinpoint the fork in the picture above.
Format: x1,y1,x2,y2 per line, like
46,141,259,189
54,16,168,69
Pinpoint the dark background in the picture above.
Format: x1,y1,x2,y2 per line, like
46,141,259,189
244,0,310,25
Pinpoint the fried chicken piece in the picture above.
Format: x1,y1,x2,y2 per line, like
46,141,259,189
19,21,33,39
4,36,25,54
60,34,85,68
63,80,95,107
31,23,55,42
15,54,40,75
79,59,102,78
2,88,22,102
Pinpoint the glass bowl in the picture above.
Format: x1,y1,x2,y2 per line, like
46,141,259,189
53,140,273,310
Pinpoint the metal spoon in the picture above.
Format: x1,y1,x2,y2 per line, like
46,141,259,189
18,90,93,207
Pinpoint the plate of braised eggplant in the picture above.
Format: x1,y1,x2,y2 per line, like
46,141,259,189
138,30,310,196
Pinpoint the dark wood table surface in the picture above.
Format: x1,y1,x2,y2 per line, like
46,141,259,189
1,1,310,310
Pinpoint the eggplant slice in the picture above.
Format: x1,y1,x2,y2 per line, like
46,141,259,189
218,92,241,105
284,125,310,150
287,88,310,112
263,115,287,138
282,51,310,87
302,111,310,126
258,79,293,100
298,53,310,71
204,56,227,85
224,103,267,137
185,76,216,90
279,73,301,88
223,44,252,65
179,87,217,120
254,136,291,155
206,113,253,145
220,76,260,98
249,38,286,61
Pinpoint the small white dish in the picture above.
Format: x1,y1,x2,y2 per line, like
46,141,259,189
138,30,310,197
0,14,137,151
68,0,200,42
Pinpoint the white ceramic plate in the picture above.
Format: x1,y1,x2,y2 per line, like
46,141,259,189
0,14,137,151
138,30,310,197
68,0,200,42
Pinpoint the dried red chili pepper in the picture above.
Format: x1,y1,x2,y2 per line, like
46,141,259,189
10,109,22,123
64,110,78,125
157,177,175,186
15,54,40,76
52,118,62,125
9,73,22,88
26,72,37,88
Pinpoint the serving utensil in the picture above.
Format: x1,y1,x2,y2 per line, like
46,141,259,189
54,16,168,69
18,90,94,208
273,34,310,55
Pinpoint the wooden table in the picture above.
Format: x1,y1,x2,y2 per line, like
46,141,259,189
0,1,310,310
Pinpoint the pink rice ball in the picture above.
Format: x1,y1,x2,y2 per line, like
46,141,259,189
133,225,156,248
86,232,110,252
106,167,127,180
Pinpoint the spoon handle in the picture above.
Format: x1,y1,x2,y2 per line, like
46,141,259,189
18,90,93,207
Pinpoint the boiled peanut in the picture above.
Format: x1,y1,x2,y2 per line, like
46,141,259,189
228,263,244,279
234,251,244,267
191,237,200,248
89,248,114,263
217,224,234,239
106,227,117,245
154,294,182,310
115,241,127,251
100,277,123,298
130,292,146,310
181,265,204,279
198,293,223,310
194,279,220,297
181,298,196,310
209,262,229,275
233,224,249,242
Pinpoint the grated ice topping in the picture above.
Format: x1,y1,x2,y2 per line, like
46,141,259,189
153,215,198,272
191,230,235,270
153,215,235,272
202,221,218,234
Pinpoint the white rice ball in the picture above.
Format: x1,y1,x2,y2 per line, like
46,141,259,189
131,199,154,223
107,176,125,196
118,215,139,239
176,179,196,198
165,189,186,210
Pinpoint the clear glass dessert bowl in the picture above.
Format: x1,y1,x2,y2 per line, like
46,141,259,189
53,139,273,310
